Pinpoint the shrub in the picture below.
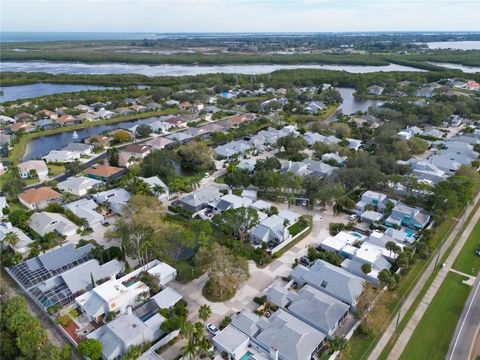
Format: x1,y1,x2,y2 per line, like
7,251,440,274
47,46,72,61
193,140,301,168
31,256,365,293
253,295,268,305
56,314,70,327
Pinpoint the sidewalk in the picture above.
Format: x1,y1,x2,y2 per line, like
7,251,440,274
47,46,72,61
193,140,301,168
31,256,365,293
368,194,480,360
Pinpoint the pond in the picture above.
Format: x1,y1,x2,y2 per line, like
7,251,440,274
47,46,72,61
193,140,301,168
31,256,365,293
0,61,425,76
23,116,165,160
0,83,114,103
337,88,384,115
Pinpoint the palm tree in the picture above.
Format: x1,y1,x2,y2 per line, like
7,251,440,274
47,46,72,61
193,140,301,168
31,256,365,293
179,320,195,339
385,241,398,258
1,232,19,249
198,304,212,323
152,184,165,196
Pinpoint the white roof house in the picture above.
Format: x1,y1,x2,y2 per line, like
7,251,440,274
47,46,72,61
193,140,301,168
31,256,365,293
18,160,49,181
29,212,79,237
57,176,102,196
0,196,8,218
139,176,169,202
93,188,132,215
0,222,34,255
212,325,250,360
209,193,253,214
43,150,80,163
146,262,177,285
64,199,105,227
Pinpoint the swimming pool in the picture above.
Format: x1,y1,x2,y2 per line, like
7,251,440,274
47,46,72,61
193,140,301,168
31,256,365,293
240,351,256,360
351,231,364,238
404,229,415,237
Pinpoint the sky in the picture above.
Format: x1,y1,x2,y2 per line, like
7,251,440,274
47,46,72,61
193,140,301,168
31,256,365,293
1,0,480,33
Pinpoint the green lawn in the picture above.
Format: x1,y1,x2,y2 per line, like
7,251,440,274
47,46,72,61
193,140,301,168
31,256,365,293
399,272,472,360
288,221,308,236
452,220,480,276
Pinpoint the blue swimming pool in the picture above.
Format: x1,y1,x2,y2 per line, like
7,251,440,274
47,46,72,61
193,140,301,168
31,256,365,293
240,351,256,360
351,231,363,238
404,229,415,237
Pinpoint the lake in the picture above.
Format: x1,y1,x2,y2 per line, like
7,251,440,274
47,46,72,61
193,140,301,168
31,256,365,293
337,88,384,115
0,61,425,76
427,62,480,74
426,41,480,50
0,83,114,103
23,116,166,160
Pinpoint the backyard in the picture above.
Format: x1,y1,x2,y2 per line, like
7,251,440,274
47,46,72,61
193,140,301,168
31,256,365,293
398,272,472,360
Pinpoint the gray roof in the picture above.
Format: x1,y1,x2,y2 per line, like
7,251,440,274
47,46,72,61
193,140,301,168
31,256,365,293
231,311,260,337
255,309,325,360
291,260,364,305
62,142,92,152
151,287,183,309
213,324,249,354
61,259,123,293
179,185,221,208
38,243,94,271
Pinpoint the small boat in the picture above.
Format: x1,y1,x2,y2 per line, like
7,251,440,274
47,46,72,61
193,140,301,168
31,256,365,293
72,131,79,140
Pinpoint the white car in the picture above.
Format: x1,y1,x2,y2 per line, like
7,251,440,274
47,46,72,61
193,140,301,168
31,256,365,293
206,323,219,335
349,214,358,221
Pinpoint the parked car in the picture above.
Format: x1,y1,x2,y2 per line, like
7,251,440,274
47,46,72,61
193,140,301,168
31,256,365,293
349,214,358,221
207,323,219,335
475,248,480,257
300,256,312,267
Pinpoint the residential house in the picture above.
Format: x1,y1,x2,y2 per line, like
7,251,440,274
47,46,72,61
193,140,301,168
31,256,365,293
130,104,146,113
95,109,116,119
0,222,34,255
209,193,253,214
250,210,300,248
0,196,8,218
230,309,325,360
215,140,252,159
36,109,58,120
18,186,62,210
0,115,16,124
62,142,93,156
291,259,365,306
304,101,326,114
29,212,79,237
92,188,132,215
355,190,392,214
74,105,94,113
408,159,447,184
321,152,346,165
149,120,175,133
56,115,78,126
145,102,162,111
86,165,127,182
385,203,431,230
18,160,49,181
64,199,105,227
268,285,350,336
118,144,152,167
212,325,250,360
237,159,257,173
145,136,174,150
139,176,169,202
347,138,363,151
14,112,36,122
176,185,222,214
76,113,98,122
43,150,79,163
33,119,55,130
10,122,35,133
115,107,135,116
166,131,192,142
57,176,102,196
367,85,384,96
360,210,383,224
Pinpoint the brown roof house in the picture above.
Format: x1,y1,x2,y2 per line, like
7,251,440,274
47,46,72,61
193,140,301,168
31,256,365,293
119,144,152,167
86,164,127,182
18,186,62,210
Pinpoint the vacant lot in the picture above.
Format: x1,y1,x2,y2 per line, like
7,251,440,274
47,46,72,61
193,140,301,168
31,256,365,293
452,220,480,275
399,272,472,360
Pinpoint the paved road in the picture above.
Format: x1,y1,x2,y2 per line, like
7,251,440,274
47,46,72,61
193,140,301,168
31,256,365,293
447,275,480,360
367,194,480,360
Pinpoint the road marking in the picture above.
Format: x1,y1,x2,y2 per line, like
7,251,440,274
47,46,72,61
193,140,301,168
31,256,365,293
449,278,480,360
469,327,480,360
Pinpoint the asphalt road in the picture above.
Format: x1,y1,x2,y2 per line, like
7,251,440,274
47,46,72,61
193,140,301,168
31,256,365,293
447,275,480,360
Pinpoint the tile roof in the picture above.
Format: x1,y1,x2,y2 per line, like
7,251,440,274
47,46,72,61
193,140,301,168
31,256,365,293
18,186,61,204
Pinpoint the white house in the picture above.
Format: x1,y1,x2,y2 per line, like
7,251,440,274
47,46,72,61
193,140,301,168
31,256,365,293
0,222,34,255
139,176,169,202
93,188,132,215
64,199,105,228
43,150,80,163
18,160,49,181
57,176,102,196
29,212,79,237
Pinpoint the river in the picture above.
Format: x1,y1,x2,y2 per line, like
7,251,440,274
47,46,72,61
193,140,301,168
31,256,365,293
0,83,114,103
0,61,425,76
337,88,384,114
427,62,480,74
425,41,480,50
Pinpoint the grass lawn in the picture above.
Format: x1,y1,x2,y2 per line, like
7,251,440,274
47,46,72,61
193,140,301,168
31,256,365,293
288,221,308,236
399,272,472,360
452,220,480,276
47,164,66,177
175,260,204,284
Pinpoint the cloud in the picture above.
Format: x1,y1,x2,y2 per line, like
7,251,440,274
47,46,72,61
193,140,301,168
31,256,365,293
1,0,479,32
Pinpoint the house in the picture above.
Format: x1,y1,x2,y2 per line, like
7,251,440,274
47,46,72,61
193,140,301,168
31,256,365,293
36,109,58,119
95,109,116,119
209,193,253,214
304,101,326,114
0,196,8,218
408,159,447,184
93,188,132,215
139,176,169,202
367,85,384,96
43,150,79,163
268,285,350,336
166,131,192,142
57,176,102,196
176,185,222,213
56,115,79,126
149,120,175,133
284,159,336,177
250,211,299,248
118,144,152,167
74,105,94,113
397,126,423,141
0,115,16,124
291,259,365,306
423,128,444,139
10,122,35,133
0,222,34,255
321,152,346,165
415,87,435,98
115,107,135,116
237,159,257,173
230,309,325,360
18,186,62,210
64,199,105,227
165,117,189,128
385,203,430,230
303,132,327,146
215,140,252,159
347,138,363,151
166,99,179,107
62,142,93,156
86,165,127,182
18,160,49,181
145,136,174,150
14,112,36,122
360,210,383,224
145,102,162,111
130,104,146,113
29,212,79,237
355,190,391,214
8,243,124,308
212,325,250,360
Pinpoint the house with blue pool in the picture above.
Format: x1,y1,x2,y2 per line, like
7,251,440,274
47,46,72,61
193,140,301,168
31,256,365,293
384,203,431,230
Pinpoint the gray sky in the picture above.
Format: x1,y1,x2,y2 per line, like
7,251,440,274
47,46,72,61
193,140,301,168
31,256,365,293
2,0,480,33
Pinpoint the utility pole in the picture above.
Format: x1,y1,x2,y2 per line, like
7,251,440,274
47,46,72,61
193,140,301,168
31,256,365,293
395,296,404,331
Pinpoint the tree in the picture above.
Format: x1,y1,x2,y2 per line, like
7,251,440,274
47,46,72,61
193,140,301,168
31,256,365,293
385,241,399,258
152,222,196,265
123,176,154,196
378,269,397,290
177,142,215,172
321,88,343,105
107,147,119,167
276,134,308,158
212,207,259,242
78,339,103,360
65,160,82,176
255,157,281,172
198,304,212,323
112,130,132,144
1,231,19,249
136,124,152,138
196,243,249,300
361,263,372,275
2,166,25,201
16,327,48,358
